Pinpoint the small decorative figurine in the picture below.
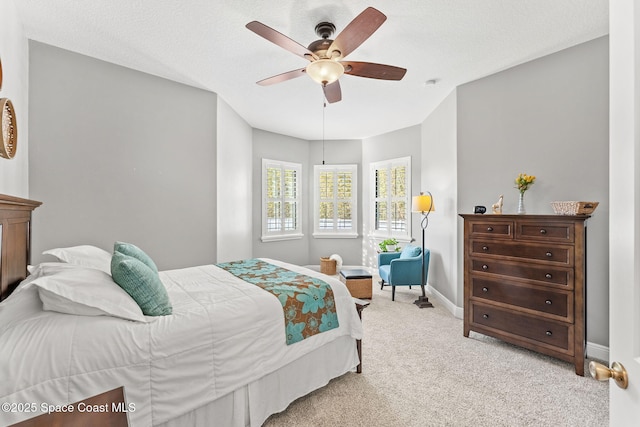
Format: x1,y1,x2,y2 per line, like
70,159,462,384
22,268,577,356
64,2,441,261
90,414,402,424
492,195,504,214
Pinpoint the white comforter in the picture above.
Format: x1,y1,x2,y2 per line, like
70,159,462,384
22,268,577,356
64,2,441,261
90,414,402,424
0,259,363,426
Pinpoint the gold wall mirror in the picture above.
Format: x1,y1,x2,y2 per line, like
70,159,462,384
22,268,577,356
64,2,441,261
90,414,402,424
1,98,17,159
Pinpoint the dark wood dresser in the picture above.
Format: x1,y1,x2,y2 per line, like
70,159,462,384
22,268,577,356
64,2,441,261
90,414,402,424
0,194,41,301
460,214,589,375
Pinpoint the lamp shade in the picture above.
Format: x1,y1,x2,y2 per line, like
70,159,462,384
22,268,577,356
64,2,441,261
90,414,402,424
305,59,344,85
412,192,435,213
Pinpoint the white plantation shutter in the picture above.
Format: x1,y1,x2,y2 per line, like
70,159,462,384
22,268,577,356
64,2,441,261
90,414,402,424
262,159,302,241
314,165,358,238
371,157,411,240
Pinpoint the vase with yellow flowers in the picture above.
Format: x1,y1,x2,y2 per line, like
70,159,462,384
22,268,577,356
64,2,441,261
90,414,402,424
515,173,536,214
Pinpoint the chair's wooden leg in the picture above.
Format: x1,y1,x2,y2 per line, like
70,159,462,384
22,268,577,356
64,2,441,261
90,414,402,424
380,279,384,290
392,286,396,301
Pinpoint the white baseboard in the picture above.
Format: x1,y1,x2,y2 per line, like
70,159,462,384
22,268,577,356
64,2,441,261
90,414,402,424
426,284,464,318
586,341,609,362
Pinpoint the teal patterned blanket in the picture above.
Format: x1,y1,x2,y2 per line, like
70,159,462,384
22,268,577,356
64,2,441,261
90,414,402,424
216,259,339,345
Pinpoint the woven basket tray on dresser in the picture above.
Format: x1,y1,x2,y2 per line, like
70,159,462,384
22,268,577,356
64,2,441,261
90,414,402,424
551,201,599,215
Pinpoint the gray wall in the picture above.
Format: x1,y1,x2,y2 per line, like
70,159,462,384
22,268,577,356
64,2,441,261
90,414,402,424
308,138,363,266
362,125,422,269
420,89,459,310
252,129,310,265
29,41,218,270
217,97,253,263
456,36,609,347
0,0,29,197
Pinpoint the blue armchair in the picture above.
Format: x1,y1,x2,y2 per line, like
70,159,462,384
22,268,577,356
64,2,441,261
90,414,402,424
378,245,430,301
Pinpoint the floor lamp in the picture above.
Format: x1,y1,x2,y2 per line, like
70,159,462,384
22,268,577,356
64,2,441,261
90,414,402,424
412,191,434,308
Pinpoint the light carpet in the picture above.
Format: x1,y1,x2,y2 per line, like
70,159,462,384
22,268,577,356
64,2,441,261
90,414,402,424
264,282,608,427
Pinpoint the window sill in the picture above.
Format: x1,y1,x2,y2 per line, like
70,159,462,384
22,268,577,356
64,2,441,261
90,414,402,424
261,233,304,243
371,234,413,243
313,232,359,239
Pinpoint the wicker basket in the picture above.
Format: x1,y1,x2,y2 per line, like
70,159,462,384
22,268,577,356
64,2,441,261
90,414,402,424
340,276,373,299
551,201,599,215
320,257,337,275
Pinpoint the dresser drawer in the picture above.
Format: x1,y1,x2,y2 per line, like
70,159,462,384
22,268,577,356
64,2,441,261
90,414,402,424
471,259,573,288
516,221,575,243
471,302,571,351
471,278,571,319
471,240,573,265
469,221,513,239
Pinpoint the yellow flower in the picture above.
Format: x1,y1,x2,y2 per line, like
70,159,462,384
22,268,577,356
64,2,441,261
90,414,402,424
515,172,536,193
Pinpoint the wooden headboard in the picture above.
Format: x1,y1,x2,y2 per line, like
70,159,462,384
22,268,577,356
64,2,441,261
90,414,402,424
0,194,41,301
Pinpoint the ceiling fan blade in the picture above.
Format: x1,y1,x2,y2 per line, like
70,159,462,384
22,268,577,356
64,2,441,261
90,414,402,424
341,61,407,80
327,7,386,59
257,68,306,86
246,21,318,61
323,80,342,103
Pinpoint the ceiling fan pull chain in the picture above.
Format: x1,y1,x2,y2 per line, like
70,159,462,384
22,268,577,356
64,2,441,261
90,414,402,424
322,99,326,165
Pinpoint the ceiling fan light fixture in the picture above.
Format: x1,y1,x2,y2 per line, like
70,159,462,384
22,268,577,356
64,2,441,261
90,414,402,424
247,7,404,102
305,59,344,85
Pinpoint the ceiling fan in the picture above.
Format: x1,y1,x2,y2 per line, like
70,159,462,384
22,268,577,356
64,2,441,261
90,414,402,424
246,7,406,103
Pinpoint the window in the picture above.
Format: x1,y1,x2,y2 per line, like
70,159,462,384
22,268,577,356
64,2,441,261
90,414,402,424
313,164,358,238
370,157,411,240
262,159,302,242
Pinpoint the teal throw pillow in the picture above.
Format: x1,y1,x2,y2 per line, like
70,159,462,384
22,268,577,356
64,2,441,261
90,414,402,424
114,241,158,273
400,245,422,259
110,252,172,316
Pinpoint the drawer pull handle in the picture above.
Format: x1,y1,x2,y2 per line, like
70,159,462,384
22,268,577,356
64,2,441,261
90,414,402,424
487,227,493,232
483,314,489,319
482,246,489,251
482,287,488,292
540,229,547,234
545,331,553,336
482,264,489,271
545,273,553,279
545,299,552,305
546,252,553,257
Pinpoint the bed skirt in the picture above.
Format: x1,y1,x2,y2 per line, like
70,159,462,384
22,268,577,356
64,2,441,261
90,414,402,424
157,335,359,427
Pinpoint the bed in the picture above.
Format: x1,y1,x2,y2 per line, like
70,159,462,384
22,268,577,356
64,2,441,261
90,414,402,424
0,194,365,426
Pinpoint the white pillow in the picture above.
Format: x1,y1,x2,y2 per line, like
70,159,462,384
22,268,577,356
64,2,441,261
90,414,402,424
27,262,82,276
9,262,80,298
32,267,146,322
42,245,112,274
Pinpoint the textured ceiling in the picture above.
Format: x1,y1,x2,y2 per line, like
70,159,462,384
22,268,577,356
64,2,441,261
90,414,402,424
15,0,609,140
